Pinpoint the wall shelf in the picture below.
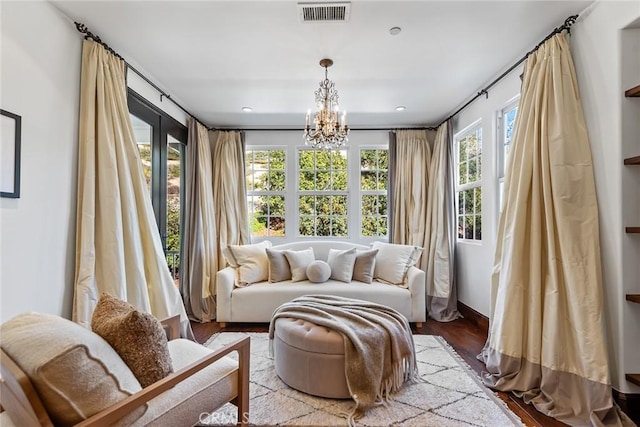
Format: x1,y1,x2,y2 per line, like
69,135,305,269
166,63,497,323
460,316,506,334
627,374,640,387
625,156,640,165
626,84,640,97
626,294,640,303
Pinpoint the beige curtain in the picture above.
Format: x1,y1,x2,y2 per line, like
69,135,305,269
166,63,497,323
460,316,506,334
73,40,192,338
181,119,217,321
481,34,631,426
424,121,460,321
391,130,432,272
211,130,249,274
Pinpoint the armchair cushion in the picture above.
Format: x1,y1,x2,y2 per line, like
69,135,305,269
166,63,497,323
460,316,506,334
91,293,173,387
0,312,144,426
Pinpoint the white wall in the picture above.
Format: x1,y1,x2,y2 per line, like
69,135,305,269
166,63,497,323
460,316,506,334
0,1,81,322
571,1,640,393
452,68,524,317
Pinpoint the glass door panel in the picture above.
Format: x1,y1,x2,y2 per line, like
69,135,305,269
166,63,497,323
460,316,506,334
130,113,153,194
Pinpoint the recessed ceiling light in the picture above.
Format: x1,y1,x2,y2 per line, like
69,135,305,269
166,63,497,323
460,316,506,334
389,27,402,36
395,106,406,111
241,106,253,112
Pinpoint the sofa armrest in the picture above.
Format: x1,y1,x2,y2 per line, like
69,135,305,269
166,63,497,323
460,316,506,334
75,336,251,427
407,266,426,322
216,267,236,322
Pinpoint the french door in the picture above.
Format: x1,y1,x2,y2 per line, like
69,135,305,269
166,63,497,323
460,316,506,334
128,90,187,285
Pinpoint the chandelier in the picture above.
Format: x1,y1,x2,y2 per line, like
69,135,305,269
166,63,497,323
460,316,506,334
304,58,349,149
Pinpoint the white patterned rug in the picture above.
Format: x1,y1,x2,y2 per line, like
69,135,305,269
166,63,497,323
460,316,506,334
201,332,524,427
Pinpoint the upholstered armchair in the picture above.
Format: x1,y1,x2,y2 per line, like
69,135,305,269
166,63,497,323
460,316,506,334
0,312,249,426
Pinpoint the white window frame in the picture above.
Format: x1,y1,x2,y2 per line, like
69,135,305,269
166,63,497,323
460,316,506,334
359,146,389,239
455,120,483,242
245,146,287,240
295,147,350,238
496,96,520,215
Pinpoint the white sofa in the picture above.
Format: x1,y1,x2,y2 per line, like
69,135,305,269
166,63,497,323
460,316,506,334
216,241,426,326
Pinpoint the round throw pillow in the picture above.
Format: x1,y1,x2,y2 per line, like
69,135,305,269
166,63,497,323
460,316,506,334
306,260,331,283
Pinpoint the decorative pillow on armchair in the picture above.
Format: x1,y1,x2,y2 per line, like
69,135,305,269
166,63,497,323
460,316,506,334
225,240,272,286
91,293,173,388
371,241,422,286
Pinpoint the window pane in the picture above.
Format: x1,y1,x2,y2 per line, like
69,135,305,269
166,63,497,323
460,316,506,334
299,216,314,236
378,217,388,236
317,216,331,236
459,138,467,162
474,215,482,240
252,216,268,237
316,195,330,215
457,216,464,239
332,217,348,237
316,151,331,169
361,171,376,190
131,114,152,193
166,136,182,258
458,192,464,215
468,159,477,182
459,162,467,185
269,217,285,237
465,215,474,239
269,171,285,191
332,171,347,190
331,195,347,215
362,195,376,215
268,195,285,215
378,171,387,190
361,150,376,170
378,150,388,170
271,150,286,170
464,189,474,214
474,187,482,214
317,171,330,190
299,195,315,215
331,150,347,169
362,217,376,236
378,195,387,215
299,151,314,169
299,171,315,190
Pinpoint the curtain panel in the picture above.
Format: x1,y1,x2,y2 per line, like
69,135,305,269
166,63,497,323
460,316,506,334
73,40,192,338
181,119,217,321
424,121,460,321
390,129,432,273
481,33,631,426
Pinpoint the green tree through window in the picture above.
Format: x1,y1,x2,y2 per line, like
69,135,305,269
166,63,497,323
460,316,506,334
246,149,286,237
360,149,388,237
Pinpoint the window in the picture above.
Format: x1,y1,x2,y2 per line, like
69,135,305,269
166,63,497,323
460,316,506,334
456,124,482,241
497,99,519,210
128,91,187,284
246,149,286,237
360,149,388,237
297,149,348,237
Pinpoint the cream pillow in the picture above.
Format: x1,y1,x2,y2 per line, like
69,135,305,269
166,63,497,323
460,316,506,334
352,249,378,284
327,248,357,283
266,248,291,282
227,241,272,286
284,247,315,282
371,241,422,286
0,312,144,426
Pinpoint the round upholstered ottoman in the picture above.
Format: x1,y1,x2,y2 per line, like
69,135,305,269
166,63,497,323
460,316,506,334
273,317,350,398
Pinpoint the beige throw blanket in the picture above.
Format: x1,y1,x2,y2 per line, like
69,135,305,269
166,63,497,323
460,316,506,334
269,295,420,424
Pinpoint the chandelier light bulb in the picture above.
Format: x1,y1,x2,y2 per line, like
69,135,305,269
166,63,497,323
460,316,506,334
303,58,350,149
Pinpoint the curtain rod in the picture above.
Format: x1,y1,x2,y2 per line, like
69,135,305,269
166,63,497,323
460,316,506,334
435,14,578,128
210,127,436,132
74,22,209,130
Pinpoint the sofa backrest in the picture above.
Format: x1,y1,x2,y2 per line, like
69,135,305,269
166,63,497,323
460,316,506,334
272,241,371,262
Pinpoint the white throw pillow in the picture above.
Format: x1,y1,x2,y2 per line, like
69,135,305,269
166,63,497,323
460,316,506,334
327,248,357,283
371,241,422,286
283,248,315,282
306,260,331,283
227,241,272,286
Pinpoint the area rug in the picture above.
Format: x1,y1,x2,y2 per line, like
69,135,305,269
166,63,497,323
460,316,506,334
201,332,524,427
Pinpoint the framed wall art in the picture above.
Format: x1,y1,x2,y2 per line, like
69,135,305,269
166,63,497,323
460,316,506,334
1,109,21,198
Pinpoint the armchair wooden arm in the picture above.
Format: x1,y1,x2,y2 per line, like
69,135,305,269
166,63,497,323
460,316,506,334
1,336,251,427
160,314,181,340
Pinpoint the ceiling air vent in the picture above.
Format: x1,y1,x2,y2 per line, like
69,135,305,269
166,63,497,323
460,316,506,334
297,2,351,23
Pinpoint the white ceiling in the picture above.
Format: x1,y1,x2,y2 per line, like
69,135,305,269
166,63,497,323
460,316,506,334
51,0,592,129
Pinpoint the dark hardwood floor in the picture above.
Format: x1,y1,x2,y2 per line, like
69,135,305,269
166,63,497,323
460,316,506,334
191,317,572,427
